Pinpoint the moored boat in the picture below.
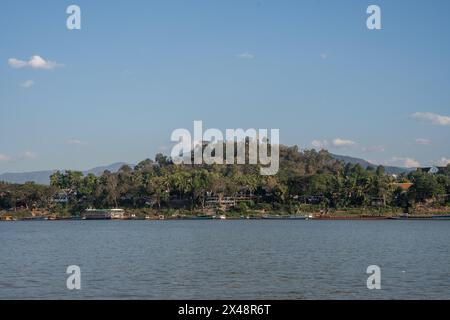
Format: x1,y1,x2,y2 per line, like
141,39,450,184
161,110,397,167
431,214,450,220
287,215,307,220
390,214,450,220
82,208,125,220
313,215,389,220
261,214,308,220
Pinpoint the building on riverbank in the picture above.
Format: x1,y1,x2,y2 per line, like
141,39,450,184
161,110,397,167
82,209,125,220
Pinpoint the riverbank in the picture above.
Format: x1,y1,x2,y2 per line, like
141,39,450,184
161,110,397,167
2,204,450,221
1,209,450,221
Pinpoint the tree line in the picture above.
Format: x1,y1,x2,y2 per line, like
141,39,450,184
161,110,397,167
1,145,450,217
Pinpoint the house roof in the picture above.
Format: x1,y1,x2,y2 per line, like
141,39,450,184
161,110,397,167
391,182,413,191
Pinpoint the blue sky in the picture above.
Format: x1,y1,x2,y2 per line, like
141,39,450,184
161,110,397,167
1,0,450,173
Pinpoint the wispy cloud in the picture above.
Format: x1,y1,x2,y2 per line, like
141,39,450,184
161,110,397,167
313,138,387,154
415,138,432,145
0,151,37,163
384,156,420,168
320,53,328,59
236,52,255,59
436,157,450,166
20,80,35,88
8,55,63,70
311,139,328,149
22,151,37,159
0,153,11,162
331,138,356,148
311,138,357,149
311,139,387,154
411,112,450,126
66,139,87,145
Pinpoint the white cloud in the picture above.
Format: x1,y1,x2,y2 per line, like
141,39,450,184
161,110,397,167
332,138,356,148
20,80,35,88
0,152,37,162
436,157,450,166
320,53,327,59
0,153,11,162
411,112,450,126
385,156,420,168
236,52,255,59
8,58,27,68
311,138,357,149
21,151,37,160
415,138,432,145
400,158,420,168
8,55,62,70
311,139,329,149
66,139,87,145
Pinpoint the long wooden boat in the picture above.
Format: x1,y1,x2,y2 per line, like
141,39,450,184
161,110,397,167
313,215,389,220
389,214,450,220
261,215,307,220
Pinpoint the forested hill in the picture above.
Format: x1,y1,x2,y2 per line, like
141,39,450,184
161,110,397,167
1,146,449,217
0,162,129,185
0,148,410,185
330,154,412,175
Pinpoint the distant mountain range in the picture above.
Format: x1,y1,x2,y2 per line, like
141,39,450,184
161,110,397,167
0,162,129,185
330,154,414,175
0,155,412,185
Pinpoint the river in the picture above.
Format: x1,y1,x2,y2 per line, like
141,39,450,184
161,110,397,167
0,220,449,299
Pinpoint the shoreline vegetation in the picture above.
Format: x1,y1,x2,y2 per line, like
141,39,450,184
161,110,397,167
2,210,450,222
1,206,450,221
1,144,450,222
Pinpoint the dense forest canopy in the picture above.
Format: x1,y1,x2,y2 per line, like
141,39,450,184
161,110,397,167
1,145,449,217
